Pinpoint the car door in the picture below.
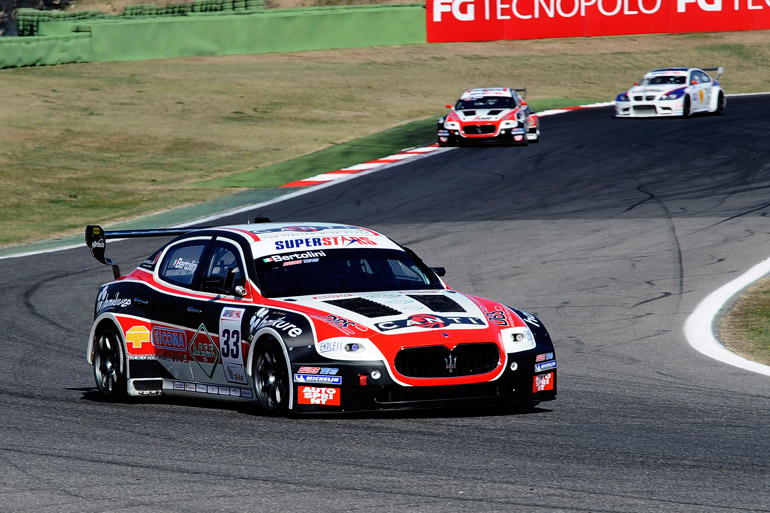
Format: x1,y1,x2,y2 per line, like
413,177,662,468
689,70,710,112
197,238,254,391
151,235,214,382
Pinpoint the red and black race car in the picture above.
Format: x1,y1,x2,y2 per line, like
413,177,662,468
437,87,540,146
86,221,556,414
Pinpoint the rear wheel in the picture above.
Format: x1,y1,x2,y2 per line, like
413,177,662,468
714,91,725,115
92,325,127,400
252,338,290,415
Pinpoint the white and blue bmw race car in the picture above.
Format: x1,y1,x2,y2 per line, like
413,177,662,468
615,67,725,118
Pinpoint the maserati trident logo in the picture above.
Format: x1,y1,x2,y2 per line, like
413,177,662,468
445,354,457,374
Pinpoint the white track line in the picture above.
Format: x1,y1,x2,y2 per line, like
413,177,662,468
684,257,770,376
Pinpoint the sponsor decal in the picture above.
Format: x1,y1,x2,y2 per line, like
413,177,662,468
172,381,251,398
297,386,341,406
318,339,345,353
263,250,326,263
172,257,198,272
533,372,554,393
297,366,339,375
249,308,303,338
294,374,342,385
535,361,557,372
375,314,485,332
535,352,554,362
220,307,247,384
483,305,510,327
428,0,770,43
90,239,105,250
141,252,161,268
97,287,132,311
274,236,377,250
189,323,221,379
151,327,187,351
518,310,541,328
125,325,151,350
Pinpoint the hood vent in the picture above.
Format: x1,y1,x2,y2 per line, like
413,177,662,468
461,110,476,115
325,297,401,318
406,294,465,313
487,110,502,115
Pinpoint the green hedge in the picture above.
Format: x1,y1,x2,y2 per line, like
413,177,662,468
1,4,424,68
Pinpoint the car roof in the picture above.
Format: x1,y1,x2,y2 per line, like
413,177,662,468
646,68,694,75
209,222,405,256
459,87,516,100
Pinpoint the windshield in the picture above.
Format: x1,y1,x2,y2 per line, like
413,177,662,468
643,75,686,86
254,248,444,298
456,96,516,110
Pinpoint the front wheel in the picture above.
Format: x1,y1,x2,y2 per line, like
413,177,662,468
682,95,692,118
252,338,290,415
92,325,127,400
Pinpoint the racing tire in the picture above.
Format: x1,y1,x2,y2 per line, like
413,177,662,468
252,337,290,415
682,96,692,118
529,128,540,144
92,325,127,400
714,91,725,116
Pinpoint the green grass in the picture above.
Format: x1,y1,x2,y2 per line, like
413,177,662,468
721,278,770,366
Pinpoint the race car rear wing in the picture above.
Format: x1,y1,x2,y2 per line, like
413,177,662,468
513,88,527,99
703,66,725,80
85,225,196,280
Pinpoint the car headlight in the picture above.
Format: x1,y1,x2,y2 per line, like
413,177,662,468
660,89,686,101
616,92,630,102
500,326,537,353
444,121,460,130
315,337,386,362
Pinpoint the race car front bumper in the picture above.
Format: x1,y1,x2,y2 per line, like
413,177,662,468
438,126,528,145
615,99,685,117
290,350,557,413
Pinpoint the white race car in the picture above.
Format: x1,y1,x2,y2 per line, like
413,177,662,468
615,67,725,118
437,88,540,146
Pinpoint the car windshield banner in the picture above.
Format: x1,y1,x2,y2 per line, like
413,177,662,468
427,0,770,42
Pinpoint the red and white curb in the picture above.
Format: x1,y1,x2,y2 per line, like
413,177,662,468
280,145,444,188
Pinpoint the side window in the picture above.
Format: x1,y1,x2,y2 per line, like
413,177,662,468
158,240,208,288
201,241,245,295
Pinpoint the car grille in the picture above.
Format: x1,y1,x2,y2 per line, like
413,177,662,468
394,343,500,378
462,125,497,135
633,105,657,113
633,95,657,102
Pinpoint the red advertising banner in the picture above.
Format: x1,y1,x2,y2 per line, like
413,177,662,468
427,0,770,42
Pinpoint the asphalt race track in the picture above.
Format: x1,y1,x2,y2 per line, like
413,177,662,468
2,95,770,512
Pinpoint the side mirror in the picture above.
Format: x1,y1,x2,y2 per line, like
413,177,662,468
691,80,697,85
633,82,639,85
431,267,447,277
445,104,453,109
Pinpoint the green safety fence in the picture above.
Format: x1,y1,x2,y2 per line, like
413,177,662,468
1,4,424,69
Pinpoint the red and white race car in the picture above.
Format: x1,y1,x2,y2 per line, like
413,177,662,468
437,87,540,146
85,221,557,415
